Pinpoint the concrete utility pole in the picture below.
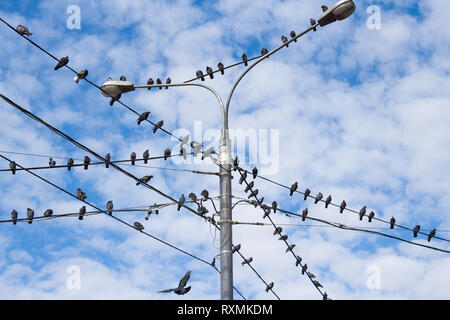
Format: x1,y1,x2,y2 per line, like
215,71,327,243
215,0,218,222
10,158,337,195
100,0,356,300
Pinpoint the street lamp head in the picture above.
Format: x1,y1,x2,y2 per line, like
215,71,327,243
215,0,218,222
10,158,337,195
100,79,135,98
318,0,356,27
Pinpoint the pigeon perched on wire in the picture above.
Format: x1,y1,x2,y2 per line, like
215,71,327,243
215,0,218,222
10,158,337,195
67,158,74,171
164,148,171,160
232,244,241,254
191,141,203,156
248,189,258,199
211,256,216,267
147,77,154,90
250,167,257,179
120,76,126,81
8,160,18,175
261,48,268,56
16,24,32,36
339,200,346,213
390,217,396,229
158,271,192,295
265,282,274,293
201,189,209,200
136,175,153,186
321,5,329,12
295,256,302,267
281,35,289,47
274,227,283,237
307,272,316,279
304,188,310,200
244,181,254,193
137,111,150,125
325,195,332,208
233,156,239,171
313,280,323,288
74,70,88,83
78,206,86,220
302,208,308,221
27,208,34,224
290,30,297,41
105,153,111,168
11,209,18,225
130,152,136,165
279,235,288,241
241,257,253,266
106,200,113,215
428,229,436,242
239,171,247,184
76,188,87,201
290,182,298,196
134,221,145,231
413,225,421,237
272,201,278,213
302,264,308,275
314,192,323,204
54,56,69,70
218,62,225,75
156,78,162,90
263,208,271,219
368,211,375,223
165,77,171,89
206,66,214,79
188,193,198,202
359,206,367,221
83,156,90,170
109,93,121,106
286,244,296,253
179,146,187,160
310,18,317,31
44,209,53,217
198,206,208,216
242,53,248,66
196,70,205,81
177,194,185,211
201,147,215,160
143,150,149,164
180,135,190,147
153,120,164,134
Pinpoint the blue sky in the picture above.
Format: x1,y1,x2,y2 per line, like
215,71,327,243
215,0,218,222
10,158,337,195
0,0,449,299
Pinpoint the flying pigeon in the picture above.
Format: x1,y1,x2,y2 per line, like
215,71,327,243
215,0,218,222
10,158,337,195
74,70,88,83
261,48,269,56
105,153,111,168
206,66,214,79
390,217,396,229
368,211,375,223
241,257,253,266
177,194,186,211
76,188,87,201
188,193,198,202
427,229,436,242
313,280,323,288
143,150,149,164
136,175,153,186
153,120,164,134
120,76,127,81
252,167,258,179
301,264,308,275
134,221,144,231
156,78,162,90
201,189,209,200
83,156,90,170
242,53,248,66
290,30,297,41
272,201,278,213
290,182,298,196
359,206,367,221
265,282,274,293
9,161,16,175
130,152,136,165
78,206,86,220
304,188,311,200
158,271,192,295
314,192,323,204
147,77,154,90
48,158,56,167
16,24,32,36
44,209,53,217
286,244,296,253
232,244,241,254
164,148,171,161
27,208,34,224
281,35,289,47
295,256,302,267
244,181,254,193
109,93,121,106
302,208,308,221
239,171,247,185
325,195,332,208
321,5,329,12
248,189,258,199
218,62,225,75
165,77,171,89
339,200,346,213
137,111,150,125
310,18,317,31
196,70,205,81
106,200,113,215
11,209,18,225
273,227,283,235
67,158,74,171
279,235,288,241
54,56,69,70
413,225,421,237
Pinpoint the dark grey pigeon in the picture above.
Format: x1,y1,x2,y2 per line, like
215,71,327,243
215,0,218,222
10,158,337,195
188,193,197,202
211,257,216,267
281,35,289,47
106,200,113,215
321,5,329,12
273,226,282,235
109,93,121,106
196,70,205,81
165,77,171,89
428,229,436,242
153,120,164,134
191,141,203,156
120,76,126,81
279,235,288,241
134,221,145,231
44,209,53,217
67,158,74,171
201,189,209,200
49,158,56,167
244,181,254,193
265,282,274,293
241,257,253,266
242,53,248,66
76,188,87,201
252,167,258,179
295,256,302,267
323,293,329,300
325,195,332,208
201,147,215,160
206,66,214,79
310,18,317,31
263,208,271,219
218,62,225,75
261,48,269,56
136,175,153,186
302,208,308,221
54,56,69,70
105,153,111,168
313,280,323,288
27,208,34,224
11,209,18,225
232,244,241,254
290,182,298,196
286,244,296,253
302,264,308,275
164,148,171,161
16,24,32,36
177,194,186,211
78,206,86,220
137,111,150,125
307,272,316,279
83,156,90,170
368,211,375,222
413,225,421,237
147,78,154,90
156,78,162,90
359,206,367,220
339,200,346,213
143,149,149,164
272,201,278,213
130,152,136,165
233,156,239,171
239,171,247,185
390,217,396,229
198,206,208,216
304,188,310,200
248,189,258,199
74,70,88,83
9,161,16,175
314,192,323,204
290,30,297,41
158,271,192,295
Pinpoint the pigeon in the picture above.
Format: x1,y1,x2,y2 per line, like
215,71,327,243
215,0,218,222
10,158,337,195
137,111,150,125
179,146,186,160
11,209,18,225
310,18,317,32
76,188,87,201
147,77,154,90
302,208,308,221
413,225,421,237
301,264,308,275
153,120,164,134
105,153,111,168
188,193,198,202
232,244,241,254
9,161,16,175
323,293,329,300
290,182,298,196
143,150,150,164
261,48,269,56
16,24,32,36
217,62,225,75
339,200,346,213
263,208,271,219
78,206,86,220
44,209,53,217
239,171,247,185
211,257,216,267
313,280,323,288
314,192,323,204
196,70,205,81
181,135,190,147
27,208,34,224
198,206,208,216
158,271,192,295
136,175,153,186
156,78,162,90
206,66,214,79
273,227,283,235
165,77,171,89
130,152,136,165
164,148,171,161
304,188,311,200
321,5,329,12
241,257,253,266
242,53,248,66
290,30,297,41
177,194,186,211
83,156,90,170
265,282,274,293
67,158,74,171
120,76,127,81
427,229,436,242
191,141,203,156
233,156,239,171
134,221,144,231
390,217,396,229
106,200,113,215
250,200,258,208
368,211,375,223
295,256,302,267
281,35,289,47
74,70,88,83
359,206,367,221
109,93,121,106
201,147,215,160
279,235,288,241
201,189,209,200
325,195,332,208
272,201,278,213
54,56,69,70
252,167,258,179
286,244,296,253
307,272,316,279
248,189,258,199
244,181,254,193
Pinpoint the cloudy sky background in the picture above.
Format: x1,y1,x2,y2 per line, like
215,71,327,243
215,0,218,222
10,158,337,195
0,0,449,299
